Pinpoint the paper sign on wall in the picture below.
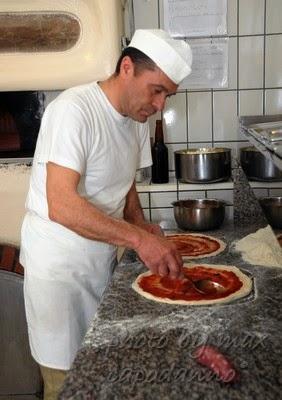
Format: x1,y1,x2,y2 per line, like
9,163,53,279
179,38,229,89
163,0,227,37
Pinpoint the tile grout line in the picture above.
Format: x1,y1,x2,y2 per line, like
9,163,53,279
211,90,214,145
236,0,240,116
262,0,267,114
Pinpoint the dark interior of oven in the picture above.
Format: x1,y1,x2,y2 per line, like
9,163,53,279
0,91,45,158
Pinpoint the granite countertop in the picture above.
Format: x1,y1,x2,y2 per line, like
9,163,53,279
59,222,282,400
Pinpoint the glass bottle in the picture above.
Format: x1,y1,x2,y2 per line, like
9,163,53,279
151,119,169,183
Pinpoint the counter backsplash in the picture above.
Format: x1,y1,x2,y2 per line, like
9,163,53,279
1,160,281,246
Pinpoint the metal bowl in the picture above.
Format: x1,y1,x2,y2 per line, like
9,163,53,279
258,197,282,229
172,199,226,231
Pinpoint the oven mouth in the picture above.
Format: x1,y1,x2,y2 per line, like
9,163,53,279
0,11,81,54
0,91,45,162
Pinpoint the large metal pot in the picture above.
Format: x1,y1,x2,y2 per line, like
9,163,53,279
175,147,231,183
258,197,282,229
172,199,227,231
240,146,282,181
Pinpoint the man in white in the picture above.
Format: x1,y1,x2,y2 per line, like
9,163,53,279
20,29,192,399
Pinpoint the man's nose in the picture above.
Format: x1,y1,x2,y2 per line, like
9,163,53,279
152,95,166,112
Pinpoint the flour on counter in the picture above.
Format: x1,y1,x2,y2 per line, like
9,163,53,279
235,226,282,268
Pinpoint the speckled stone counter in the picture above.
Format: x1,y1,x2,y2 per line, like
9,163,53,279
59,221,282,400
59,162,282,399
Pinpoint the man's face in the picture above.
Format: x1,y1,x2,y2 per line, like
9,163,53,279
120,59,178,123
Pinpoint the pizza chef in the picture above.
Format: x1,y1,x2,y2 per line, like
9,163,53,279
19,29,192,398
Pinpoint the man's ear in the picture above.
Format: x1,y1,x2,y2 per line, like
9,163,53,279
120,55,135,77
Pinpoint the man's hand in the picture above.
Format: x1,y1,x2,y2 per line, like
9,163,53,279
137,222,164,237
123,182,183,277
135,231,183,279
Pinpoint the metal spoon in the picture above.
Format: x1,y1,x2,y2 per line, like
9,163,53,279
177,278,226,295
193,279,227,294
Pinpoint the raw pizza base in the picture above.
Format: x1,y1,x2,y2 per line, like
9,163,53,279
132,264,253,306
166,233,227,259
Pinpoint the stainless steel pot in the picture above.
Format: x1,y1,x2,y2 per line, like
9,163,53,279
258,197,282,229
172,199,227,231
240,146,282,181
174,147,231,183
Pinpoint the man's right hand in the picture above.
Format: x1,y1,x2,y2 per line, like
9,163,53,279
135,232,183,279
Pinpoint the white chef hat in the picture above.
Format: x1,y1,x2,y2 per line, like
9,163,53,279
128,29,192,84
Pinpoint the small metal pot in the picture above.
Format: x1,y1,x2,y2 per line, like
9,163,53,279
172,199,227,231
175,148,231,183
240,146,282,181
258,197,282,229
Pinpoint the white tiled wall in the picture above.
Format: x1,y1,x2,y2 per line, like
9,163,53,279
133,0,282,225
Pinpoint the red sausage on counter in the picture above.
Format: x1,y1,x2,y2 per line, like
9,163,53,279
193,345,239,383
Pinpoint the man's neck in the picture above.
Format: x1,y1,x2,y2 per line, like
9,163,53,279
98,76,125,116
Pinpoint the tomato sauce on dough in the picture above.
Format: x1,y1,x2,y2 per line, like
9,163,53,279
138,266,243,301
166,234,220,256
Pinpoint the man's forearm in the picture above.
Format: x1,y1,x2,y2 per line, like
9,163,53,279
47,163,147,250
49,190,148,250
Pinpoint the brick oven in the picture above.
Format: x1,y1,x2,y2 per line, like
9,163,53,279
0,2,123,397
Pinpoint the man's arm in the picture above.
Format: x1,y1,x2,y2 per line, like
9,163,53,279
124,181,163,236
46,162,182,278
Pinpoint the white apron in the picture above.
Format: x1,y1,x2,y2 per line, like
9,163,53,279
20,212,117,369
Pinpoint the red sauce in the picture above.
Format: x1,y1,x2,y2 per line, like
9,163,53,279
166,235,220,256
138,266,243,301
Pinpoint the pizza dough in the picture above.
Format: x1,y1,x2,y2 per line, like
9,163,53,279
166,233,226,259
132,264,252,306
235,226,282,268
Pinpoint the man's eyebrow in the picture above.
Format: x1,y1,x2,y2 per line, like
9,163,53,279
152,84,176,96
153,84,168,92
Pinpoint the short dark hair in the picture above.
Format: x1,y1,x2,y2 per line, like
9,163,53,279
115,47,156,75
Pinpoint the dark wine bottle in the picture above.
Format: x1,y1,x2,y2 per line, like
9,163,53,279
151,119,169,183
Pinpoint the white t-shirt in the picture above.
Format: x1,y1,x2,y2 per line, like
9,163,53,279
27,81,152,219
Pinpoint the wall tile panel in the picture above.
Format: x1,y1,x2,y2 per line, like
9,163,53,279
187,92,212,142
239,36,264,89
239,90,264,116
213,91,238,141
266,0,282,33
239,0,264,35
265,35,282,87
164,92,187,143
265,89,282,114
